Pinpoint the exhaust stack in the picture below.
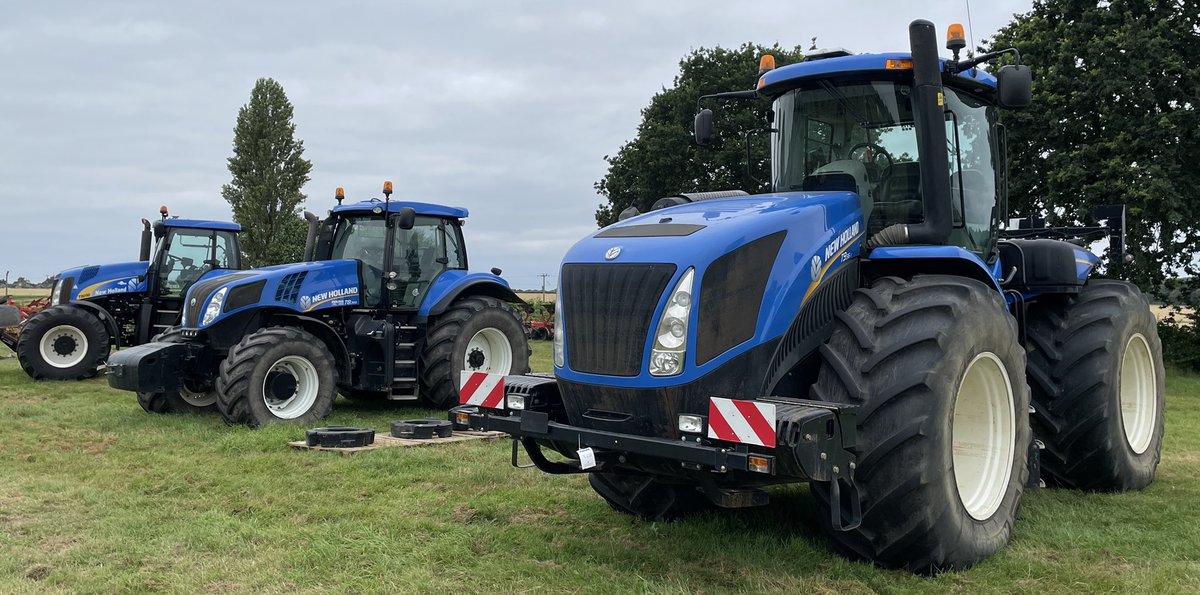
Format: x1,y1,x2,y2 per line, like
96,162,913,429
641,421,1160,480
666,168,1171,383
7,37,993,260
139,219,153,261
868,20,953,248
302,211,321,262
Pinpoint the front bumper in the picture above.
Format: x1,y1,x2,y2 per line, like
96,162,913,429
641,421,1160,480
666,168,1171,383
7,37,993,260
105,341,190,393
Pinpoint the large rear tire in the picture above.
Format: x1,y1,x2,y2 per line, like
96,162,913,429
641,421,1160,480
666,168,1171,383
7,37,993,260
418,296,530,409
136,327,218,414
16,304,110,380
1024,280,1165,491
216,327,338,427
811,275,1030,572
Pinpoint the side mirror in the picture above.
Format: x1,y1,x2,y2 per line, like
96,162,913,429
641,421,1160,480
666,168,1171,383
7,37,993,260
396,207,416,230
693,109,713,146
996,64,1032,109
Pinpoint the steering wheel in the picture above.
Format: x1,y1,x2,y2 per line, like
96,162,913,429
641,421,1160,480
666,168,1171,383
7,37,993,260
847,142,895,174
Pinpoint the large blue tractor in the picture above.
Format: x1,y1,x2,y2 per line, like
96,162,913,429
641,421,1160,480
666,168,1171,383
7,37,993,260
7,209,242,386
105,183,531,426
450,20,1166,571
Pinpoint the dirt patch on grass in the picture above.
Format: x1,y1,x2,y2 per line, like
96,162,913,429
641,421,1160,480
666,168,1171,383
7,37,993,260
451,504,476,524
24,564,50,581
508,507,566,525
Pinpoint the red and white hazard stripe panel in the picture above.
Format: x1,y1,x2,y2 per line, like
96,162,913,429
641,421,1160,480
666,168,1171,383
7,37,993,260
707,397,777,448
459,372,505,408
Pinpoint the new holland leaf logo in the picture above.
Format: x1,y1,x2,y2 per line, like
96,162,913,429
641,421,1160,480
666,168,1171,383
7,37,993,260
299,295,311,309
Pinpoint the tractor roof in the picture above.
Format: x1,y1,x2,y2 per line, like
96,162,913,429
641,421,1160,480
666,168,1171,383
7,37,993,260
332,200,469,219
162,219,243,232
757,52,998,97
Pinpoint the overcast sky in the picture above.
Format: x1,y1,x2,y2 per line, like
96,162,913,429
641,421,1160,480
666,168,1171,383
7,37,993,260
1,0,1031,289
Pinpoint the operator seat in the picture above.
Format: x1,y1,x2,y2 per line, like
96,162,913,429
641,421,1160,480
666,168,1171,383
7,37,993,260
804,159,872,222
868,161,923,235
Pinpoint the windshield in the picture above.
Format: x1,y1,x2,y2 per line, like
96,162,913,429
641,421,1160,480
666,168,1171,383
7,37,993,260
772,80,1000,255
156,228,236,297
329,214,466,309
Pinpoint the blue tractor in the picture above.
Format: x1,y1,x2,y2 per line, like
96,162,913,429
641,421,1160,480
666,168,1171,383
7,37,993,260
8,208,242,387
450,20,1165,571
105,183,530,426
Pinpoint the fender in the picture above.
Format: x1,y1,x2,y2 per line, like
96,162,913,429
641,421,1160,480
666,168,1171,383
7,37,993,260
66,300,123,348
864,246,1002,292
422,271,523,317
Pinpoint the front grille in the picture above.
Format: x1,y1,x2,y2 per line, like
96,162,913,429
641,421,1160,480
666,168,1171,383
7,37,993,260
224,280,266,313
562,263,676,376
184,273,253,326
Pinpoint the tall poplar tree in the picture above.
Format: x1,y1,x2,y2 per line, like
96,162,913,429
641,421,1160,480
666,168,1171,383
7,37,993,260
221,78,313,267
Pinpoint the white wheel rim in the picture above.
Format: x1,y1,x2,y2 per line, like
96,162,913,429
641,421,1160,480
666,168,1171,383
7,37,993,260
1119,333,1157,454
38,324,89,369
180,385,217,407
952,352,1017,521
262,355,320,420
464,327,513,374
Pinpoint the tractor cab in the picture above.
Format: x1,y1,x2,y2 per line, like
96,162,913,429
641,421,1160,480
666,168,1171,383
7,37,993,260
143,214,242,342
309,186,469,312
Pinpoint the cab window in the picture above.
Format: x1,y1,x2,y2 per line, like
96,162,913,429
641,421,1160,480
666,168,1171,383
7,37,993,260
157,229,235,296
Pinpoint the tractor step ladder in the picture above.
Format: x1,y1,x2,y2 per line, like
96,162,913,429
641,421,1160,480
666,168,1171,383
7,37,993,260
389,324,419,401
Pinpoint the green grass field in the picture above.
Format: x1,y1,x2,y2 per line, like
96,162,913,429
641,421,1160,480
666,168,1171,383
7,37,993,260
0,341,1197,593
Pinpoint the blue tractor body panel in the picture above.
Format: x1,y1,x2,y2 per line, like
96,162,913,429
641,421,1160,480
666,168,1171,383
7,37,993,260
557,191,864,388
868,245,1003,292
332,200,469,219
184,260,363,329
757,52,998,95
63,261,150,301
162,219,243,232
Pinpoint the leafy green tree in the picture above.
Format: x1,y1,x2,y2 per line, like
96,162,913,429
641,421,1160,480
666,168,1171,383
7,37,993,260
221,78,313,267
986,0,1200,293
595,44,805,226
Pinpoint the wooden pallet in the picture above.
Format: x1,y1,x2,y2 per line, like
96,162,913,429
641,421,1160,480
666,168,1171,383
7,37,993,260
288,430,505,455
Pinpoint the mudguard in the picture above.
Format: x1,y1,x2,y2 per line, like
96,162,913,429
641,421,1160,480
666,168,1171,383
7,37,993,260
422,270,522,317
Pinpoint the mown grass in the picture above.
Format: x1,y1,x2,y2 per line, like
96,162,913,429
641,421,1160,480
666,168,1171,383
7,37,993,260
0,341,1197,593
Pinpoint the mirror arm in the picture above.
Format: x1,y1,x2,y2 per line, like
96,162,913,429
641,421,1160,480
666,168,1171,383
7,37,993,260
695,89,758,112
948,47,1021,74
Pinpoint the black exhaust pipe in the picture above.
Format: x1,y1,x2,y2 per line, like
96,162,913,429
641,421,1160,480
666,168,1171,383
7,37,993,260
139,219,153,261
867,20,953,248
302,211,320,262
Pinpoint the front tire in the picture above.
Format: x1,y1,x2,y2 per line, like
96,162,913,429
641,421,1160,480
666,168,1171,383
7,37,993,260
811,275,1030,572
16,304,110,380
587,473,710,521
418,296,530,409
216,327,338,427
137,327,218,414
1025,280,1165,491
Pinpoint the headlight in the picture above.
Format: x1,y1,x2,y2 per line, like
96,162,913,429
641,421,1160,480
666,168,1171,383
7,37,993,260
201,286,228,326
50,278,63,306
506,394,526,410
650,268,694,376
553,287,565,368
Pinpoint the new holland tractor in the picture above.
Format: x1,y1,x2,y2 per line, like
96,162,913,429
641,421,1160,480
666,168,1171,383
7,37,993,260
6,208,242,384
449,20,1166,571
105,183,530,426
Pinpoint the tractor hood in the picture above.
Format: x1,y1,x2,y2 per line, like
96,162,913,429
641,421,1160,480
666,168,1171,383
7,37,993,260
57,261,150,302
181,260,362,330
558,190,865,387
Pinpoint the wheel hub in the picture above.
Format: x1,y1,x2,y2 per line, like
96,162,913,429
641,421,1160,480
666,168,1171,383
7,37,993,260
53,335,77,356
266,371,299,402
261,355,320,419
467,347,486,369
1119,333,1157,454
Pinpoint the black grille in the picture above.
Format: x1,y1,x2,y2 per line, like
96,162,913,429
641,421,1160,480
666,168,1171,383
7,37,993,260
78,266,100,285
274,271,308,304
696,232,786,365
562,263,676,376
224,280,266,313
184,273,253,326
